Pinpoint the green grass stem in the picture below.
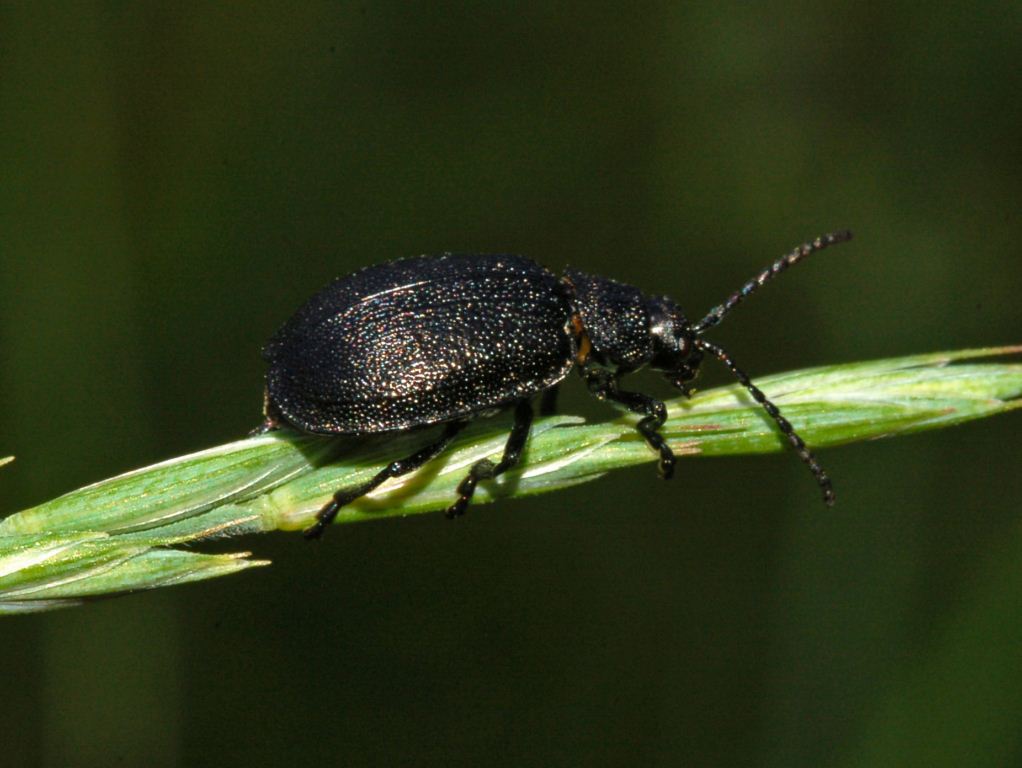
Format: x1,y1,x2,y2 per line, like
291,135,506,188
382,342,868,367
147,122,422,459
1,346,1019,613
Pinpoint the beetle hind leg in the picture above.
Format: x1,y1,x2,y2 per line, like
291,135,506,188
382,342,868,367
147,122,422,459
447,399,534,519
248,418,280,437
304,420,468,539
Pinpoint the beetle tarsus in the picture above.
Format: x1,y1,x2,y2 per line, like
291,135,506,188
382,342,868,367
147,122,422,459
303,515,331,540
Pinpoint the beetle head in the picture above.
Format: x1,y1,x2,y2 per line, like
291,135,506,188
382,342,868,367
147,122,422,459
651,231,852,506
646,296,703,393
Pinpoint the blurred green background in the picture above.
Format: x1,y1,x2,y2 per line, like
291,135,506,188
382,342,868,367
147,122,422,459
2,3,1021,766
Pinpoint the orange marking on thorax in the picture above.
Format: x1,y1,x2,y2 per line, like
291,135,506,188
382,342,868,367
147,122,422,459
570,313,592,365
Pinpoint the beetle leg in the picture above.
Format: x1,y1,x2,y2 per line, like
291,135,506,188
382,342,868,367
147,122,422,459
446,399,534,519
248,418,280,437
250,387,284,435
583,367,674,479
304,420,468,539
539,385,560,416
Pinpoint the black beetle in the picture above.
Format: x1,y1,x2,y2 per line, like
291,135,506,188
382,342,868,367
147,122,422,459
258,231,852,538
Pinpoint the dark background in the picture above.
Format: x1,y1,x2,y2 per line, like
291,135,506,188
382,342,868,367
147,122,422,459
2,3,1021,766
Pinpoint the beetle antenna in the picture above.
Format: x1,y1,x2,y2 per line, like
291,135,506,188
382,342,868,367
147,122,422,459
692,231,852,334
695,339,835,507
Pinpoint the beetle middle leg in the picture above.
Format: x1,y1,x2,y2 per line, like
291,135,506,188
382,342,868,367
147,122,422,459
304,420,468,539
446,399,534,519
583,367,674,479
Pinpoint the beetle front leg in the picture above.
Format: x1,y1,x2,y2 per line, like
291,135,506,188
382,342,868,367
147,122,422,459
447,399,534,518
582,367,674,479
